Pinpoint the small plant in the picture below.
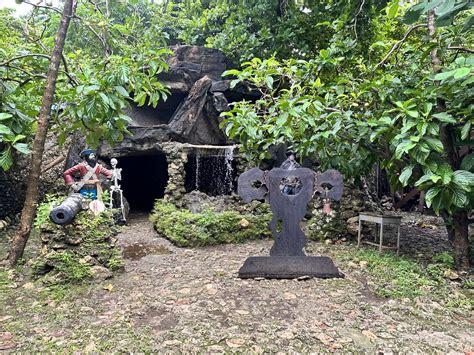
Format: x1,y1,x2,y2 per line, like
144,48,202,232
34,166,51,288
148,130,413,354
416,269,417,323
431,252,455,269
33,194,63,229
342,249,438,298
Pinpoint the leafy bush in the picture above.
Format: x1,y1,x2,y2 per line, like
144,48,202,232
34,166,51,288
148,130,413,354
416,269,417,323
150,200,272,247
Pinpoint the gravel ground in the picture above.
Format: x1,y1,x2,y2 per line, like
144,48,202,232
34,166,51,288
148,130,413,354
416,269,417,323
0,212,472,352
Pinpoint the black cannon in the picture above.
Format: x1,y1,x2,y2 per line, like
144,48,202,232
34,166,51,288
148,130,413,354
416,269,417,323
49,193,84,225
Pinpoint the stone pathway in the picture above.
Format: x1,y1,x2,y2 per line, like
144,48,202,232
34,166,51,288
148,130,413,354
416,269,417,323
0,213,473,352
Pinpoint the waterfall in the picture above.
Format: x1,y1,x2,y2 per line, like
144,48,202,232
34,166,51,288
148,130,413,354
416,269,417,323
191,145,235,195
195,153,200,191
223,146,234,194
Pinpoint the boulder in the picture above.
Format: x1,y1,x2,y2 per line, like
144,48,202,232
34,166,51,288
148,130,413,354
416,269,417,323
168,76,213,142
167,46,232,82
98,126,170,158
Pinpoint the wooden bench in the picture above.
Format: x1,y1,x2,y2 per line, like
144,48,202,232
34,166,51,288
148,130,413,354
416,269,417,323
357,213,402,255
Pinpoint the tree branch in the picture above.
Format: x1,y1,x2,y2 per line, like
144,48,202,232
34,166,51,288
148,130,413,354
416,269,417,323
72,14,108,50
22,0,63,15
42,155,65,174
447,46,474,54
353,0,366,39
376,24,426,68
0,54,50,67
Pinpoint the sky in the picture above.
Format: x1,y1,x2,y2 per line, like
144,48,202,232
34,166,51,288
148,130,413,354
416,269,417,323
0,0,59,16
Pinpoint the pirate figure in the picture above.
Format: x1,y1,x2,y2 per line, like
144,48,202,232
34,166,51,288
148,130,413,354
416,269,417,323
63,149,112,200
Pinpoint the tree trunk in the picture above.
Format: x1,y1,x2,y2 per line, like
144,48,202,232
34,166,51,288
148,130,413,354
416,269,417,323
6,0,75,266
428,10,471,269
418,190,425,213
444,211,471,270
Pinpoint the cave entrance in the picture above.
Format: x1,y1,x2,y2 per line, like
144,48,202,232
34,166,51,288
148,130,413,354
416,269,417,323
118,153,169,212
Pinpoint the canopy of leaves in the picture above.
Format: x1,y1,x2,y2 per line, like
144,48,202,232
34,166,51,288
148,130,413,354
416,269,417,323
220,1,474,216
0,1,171,170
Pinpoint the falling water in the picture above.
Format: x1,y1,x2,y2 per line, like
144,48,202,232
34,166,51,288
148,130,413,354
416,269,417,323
195,153,200,191
191,145,236,195
223,146,234,194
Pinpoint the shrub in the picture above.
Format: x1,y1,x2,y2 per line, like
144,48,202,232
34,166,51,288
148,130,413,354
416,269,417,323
150,200,272,247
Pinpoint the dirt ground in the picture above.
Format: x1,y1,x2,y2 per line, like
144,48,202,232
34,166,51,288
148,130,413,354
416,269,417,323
0,212,473,352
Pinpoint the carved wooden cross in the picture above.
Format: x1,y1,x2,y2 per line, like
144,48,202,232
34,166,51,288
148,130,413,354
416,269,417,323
237,166,344,279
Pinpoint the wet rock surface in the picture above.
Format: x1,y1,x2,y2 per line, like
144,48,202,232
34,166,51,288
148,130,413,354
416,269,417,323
0,213,472,352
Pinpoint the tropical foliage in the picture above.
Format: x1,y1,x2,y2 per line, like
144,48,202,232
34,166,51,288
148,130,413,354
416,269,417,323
0,0,472,268
0,2,171,170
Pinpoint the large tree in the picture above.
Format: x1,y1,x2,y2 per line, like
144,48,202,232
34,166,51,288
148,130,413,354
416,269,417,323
6,0,76,265
221,1,473,269
1,0,170,264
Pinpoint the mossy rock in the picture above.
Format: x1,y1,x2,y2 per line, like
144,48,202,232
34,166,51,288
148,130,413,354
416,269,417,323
31,197,124,284
150,200,272,247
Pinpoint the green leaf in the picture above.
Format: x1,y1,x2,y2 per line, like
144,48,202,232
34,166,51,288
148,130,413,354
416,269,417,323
407,110,419,118
0,148,13,171
425,186,442,208
415,174,433,186
265,76,274,89
434,70,455,81
432,112,456,124
452,170,474,187
430,175,442,183
395,140,416,159
0,113,13,121
222,69,241,77
13,143,30,154
114,86,129,97
441,167,453,185
230,79,240,89
0,124,13,135
399,164,414,186
461,122,471,140
387,2,399,18
424,137,444,152
462,14,474,32
83,85,100,95
12,134,26,144
450,185,468,208
403,2,425,24
453,67,470,79
460,153,474,171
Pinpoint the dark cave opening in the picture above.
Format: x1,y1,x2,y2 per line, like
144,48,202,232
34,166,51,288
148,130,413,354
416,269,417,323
184,154,237,196
118,153,169,211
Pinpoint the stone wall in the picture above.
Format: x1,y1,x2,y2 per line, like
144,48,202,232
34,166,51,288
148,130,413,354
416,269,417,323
307,181,380,241
162,143,189,208
0,132,70,220
32,205,123,285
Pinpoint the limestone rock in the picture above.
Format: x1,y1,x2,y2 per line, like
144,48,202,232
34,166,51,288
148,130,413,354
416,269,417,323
90,266,113,281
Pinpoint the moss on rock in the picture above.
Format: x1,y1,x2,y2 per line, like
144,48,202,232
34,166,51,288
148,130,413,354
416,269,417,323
31,197,124,284
150,200,272,247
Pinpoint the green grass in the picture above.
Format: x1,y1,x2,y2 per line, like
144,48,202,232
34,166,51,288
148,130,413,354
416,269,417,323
339,248,473,309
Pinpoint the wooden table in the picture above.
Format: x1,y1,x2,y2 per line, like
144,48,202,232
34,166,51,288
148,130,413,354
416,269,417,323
357,213,402,255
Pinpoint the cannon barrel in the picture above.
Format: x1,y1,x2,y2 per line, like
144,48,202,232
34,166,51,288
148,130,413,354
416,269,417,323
49,193,84,225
